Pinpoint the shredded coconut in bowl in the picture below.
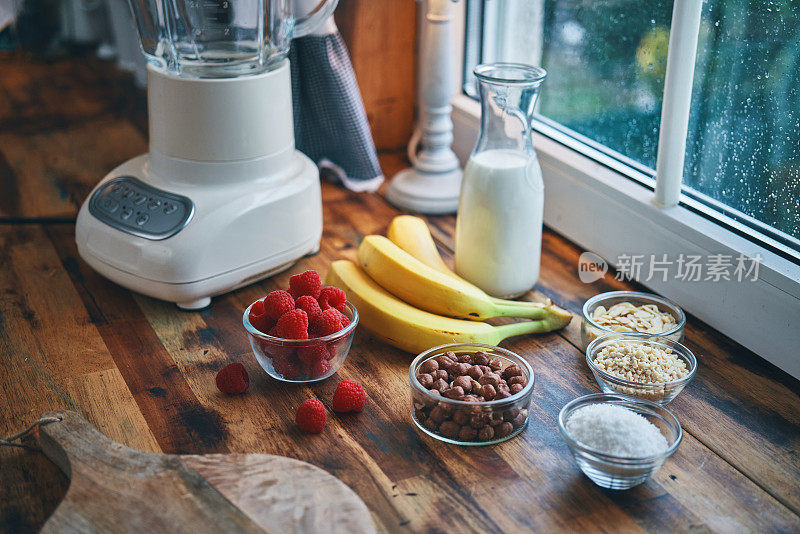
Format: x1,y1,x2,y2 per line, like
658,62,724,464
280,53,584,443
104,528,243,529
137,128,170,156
566,403,669,457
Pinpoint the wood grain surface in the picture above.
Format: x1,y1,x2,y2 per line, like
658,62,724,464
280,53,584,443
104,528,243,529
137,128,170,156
1,53,799,533
37,411,374,533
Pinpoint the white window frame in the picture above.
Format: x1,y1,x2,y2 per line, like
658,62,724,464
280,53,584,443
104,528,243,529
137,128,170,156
447,0,800,379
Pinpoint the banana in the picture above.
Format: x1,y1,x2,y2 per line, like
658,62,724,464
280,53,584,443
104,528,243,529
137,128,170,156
358,235,569,322
327,260,567,354
386,215,559,308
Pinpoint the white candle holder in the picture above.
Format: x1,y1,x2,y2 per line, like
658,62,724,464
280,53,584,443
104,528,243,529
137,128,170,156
386,0,462,215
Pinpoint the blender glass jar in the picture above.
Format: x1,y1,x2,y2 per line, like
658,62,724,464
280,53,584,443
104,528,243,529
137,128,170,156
128,0,337,77
455,63,547,298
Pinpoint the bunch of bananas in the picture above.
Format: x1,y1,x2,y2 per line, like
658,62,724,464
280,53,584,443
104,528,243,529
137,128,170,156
326,216,572,353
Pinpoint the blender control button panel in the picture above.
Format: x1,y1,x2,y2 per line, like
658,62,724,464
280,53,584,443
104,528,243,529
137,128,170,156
89,176,194,240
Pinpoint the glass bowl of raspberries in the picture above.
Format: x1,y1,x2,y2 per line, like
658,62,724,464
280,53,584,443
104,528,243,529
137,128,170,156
243,270,358,383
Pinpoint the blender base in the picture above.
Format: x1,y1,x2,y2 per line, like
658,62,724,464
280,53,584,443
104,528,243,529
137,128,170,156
76,153,322,309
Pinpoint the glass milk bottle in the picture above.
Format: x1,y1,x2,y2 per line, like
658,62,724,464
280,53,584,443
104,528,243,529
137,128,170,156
455,63,547,298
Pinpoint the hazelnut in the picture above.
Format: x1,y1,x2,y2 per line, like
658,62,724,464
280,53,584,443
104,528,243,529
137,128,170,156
508,375,527,387
414,407,427,420
495,389,512,400
479,365,492,374
458,425,477,441
444,351,457,360
511,410,528,429
439,421,460,438
501,364,523,380
503,408,521,422
470,379,482,392
457,353,473,364
488,357,503,371
509,383,524,395
494,421,514,438
435,354,455,367
467,366,484,380
453,375,472,392
423,417,438,431
443,386,465,400
433,369,449,381
478,373,501,388
456,362,472,376
470,412,490,429
497,381,510,392
432,378,449,393
430,405,449,423
419,359,439,374
453,410,471,425
462,394,481,403
473,351,490,366
489,411,504,425
478,426,495,441
479,384,496,400
417,373,434,388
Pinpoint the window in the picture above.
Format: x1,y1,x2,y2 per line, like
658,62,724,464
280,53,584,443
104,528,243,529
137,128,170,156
465,0,800,259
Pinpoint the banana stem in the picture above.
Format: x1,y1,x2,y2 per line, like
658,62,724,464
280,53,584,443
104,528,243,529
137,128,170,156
494,319,553,339
490,300,548,320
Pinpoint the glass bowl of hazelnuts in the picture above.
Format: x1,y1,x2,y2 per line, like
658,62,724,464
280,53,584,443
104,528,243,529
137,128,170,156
409,343,534,446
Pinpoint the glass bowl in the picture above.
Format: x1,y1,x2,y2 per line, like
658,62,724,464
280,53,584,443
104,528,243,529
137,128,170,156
558,393,682,490
586,333,697,405
243,301,358,383
581,291,685,350
409,343,534,446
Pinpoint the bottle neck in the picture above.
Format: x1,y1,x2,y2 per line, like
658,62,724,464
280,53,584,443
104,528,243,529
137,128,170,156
473,80,540,157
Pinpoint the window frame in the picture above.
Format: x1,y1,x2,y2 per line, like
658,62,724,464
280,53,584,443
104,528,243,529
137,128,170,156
451,0,800,379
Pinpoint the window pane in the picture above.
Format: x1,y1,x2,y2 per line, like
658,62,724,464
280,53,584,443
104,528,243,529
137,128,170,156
474,0,673,169
684,0,800,241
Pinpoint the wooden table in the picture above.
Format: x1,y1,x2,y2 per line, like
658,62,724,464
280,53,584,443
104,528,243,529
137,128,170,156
1,53,799,533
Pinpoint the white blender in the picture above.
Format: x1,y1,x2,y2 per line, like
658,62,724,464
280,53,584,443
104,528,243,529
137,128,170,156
76,0,337,309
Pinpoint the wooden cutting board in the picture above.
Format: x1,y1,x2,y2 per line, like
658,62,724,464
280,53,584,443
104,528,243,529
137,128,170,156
37,411,375,533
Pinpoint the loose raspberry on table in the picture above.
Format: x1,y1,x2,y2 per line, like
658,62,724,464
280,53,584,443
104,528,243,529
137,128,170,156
312,308,345,337
262,290,295,321
275,309,309,339
289,270,322,299
215,363,249,394
295,398,326,433
332,380,365,413
295,295,322,318
318,286,347,313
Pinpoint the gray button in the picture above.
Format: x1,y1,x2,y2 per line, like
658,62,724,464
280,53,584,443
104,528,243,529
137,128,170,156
122,189,135,199
147,199,161,210
163,202,177,214
120,208,133,220
136,213,149,226
111,183,124,194
133,194,147,205
100,198,119,213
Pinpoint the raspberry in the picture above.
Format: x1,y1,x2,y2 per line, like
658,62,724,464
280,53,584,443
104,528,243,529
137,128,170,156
308,311,325,338
330,308,351,327
275,309,309,340
263,290,295,321
297,343,328,365
272,355,300,379
295,295,322,317
332,380,365,413
318,286,347,313
313,308,345,337
289,270,322,299
248,299,275,333
215,363,249,394
295,398,326,433
310,358,332,378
